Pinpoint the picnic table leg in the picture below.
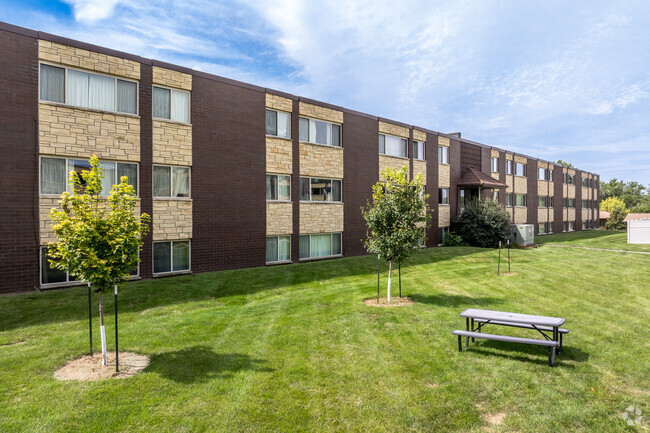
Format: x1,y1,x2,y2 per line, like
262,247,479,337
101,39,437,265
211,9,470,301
471,318,475,342
548,347,556,367
465,318,470,348
553,327,559,354
457,335,462,352
559,333,563,354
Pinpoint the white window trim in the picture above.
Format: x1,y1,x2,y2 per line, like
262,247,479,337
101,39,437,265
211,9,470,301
39,61,139,116
299,233,343,261
152,84,191,124
265,109,292,140
266,235,292,265
152,164,191,199
438,146,450,165
514,162,527,178
152,240,192,276
39,155,140,197
299,116,342,148
413,140,426,161
266,173,292,202
299,177,343,203
438,187,450,205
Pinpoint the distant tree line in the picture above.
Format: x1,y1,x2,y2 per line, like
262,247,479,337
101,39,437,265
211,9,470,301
599,178,650,230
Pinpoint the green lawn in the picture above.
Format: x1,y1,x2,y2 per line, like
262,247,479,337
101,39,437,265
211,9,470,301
1,231,648,432
535,229,650,253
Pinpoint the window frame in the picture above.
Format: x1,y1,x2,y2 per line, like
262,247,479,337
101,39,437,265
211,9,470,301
438,227,449,246
299,233,343,260
514,162,527,177
152,240,191,275
506,160,513,175
538,167,553,181
152,164,191,199
299,116,341,148
379,133,408,158
491,157,499,173
413,140,426,161
438,146,449,164
266,174,292,202
438,187,449,205
152,84,191,124
39,61,139,116
39,156,140,197
265,109,291,139
299,177,342,203
266,235,292,264
514,193,527,207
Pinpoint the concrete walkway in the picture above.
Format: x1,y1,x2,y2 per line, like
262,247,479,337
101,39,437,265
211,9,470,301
544,244,650,255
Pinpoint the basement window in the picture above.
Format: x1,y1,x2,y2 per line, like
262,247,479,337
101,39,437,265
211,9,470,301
153,240,190,274
299,233,342,259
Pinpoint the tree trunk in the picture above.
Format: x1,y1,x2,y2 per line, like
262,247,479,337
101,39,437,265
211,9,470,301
98,291,107,366
387,260,392,303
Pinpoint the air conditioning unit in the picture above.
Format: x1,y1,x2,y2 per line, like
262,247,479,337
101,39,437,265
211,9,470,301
510,224,534,246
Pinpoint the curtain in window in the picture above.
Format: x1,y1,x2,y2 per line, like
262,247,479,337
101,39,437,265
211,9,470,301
299,118,309,142
172,241,190,271
277,112,290,138
278,175,291,200
153,166,171,197
171,90,189,122
385,136,403,157
266,110,277,136
172,167,190,197
100,162,116,195
332,233,341,255
278,236,291,261
300,178,310,201
117,80,137,114
40,64,65,103
40,157,66,194
153,87,171,119
299,235,310,259
311,234,332,257
117,163,138,192
266,175,277,200
88,73,115,111
153,242,171,273
311,120,329,145
67,70,89,108
266,237,278,262
331,180,341,202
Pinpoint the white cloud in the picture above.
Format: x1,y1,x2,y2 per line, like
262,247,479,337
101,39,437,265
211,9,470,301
63,0,125,23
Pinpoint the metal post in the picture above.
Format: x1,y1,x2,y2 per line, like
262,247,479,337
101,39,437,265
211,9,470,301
114,285,118,373
498,241,501,275
507,239,511,273
398,262,401,298
377,254,380,303
88,283,93,356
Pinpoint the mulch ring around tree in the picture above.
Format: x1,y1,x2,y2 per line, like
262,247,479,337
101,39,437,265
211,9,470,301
53,351,150,381
364,297,414,307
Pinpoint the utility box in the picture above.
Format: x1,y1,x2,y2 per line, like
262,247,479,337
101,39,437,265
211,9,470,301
510,224,534,246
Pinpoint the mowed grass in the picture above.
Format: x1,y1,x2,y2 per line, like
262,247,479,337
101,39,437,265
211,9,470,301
0,231,648,432
535,229,650,253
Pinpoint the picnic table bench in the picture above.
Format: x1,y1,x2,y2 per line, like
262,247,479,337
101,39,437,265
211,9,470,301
452,309,568,366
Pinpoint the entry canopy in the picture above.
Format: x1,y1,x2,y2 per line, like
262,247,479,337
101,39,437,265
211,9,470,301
457,168,508,189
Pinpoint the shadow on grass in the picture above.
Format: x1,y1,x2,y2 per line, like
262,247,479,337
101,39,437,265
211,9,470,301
534,230,621,245
465,339,589,368
410,294,504,308
146,345,274,383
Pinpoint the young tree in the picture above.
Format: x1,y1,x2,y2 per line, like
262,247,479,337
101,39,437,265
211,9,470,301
600,196,626,214
48,155,150,366
362,166,430,303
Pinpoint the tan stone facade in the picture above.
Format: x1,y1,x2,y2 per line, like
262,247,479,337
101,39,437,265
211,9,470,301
266,94,293,112
39,103,140,161
379,155,409,180
299,102,343,124
538,208,554,223
38,40,140,80
152,120,192,166
566,185,576,199
438,206,451,227
378,121,409,138
538,180,552,196
300,203,344,233
299,143,344,178
413,130,427,142
514,207,527,224
267,137,293,174
413,160,427,185
152,66,192,91
266,202,293,235
514,176,527,194
152,200,192,241
439,163,450,188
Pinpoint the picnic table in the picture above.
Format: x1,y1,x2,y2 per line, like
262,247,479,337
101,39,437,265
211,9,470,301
452,309,569,366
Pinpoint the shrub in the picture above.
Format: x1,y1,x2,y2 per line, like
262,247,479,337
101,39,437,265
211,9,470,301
452,199,510,248
607,205,628,230
443,232,465,246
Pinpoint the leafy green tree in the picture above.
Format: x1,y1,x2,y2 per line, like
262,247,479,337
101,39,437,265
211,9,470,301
362,166,430,302
48,155,150,365
606,205,628,231
601,178,648,208
452,198,510,248
600,196,626,214
630,203,650,213
556,160,574,168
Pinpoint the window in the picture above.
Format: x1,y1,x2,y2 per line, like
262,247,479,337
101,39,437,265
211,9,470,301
564,198,575,208
266,109,291,139
582,178,590,187
569,221,575,231
505,193,512,207
538,196,553,208
582,199,588,208
438,146,449,164
379,134,407,158
40,156,138,196
582,221,587,230
460,189,465,208
514,194,526,207
506,160,513,175
153,240,190,274
491,157,498,173
299,117,341,147
266,174,291,201
413,140,425,161
153,86,190,123
538,223,546,234
515,162,527,177
299,233,342,259
41,247,79,285
40,63,137,114
266,236,291,263
438,188,449,205
299,177,341,202
153,165,190,198
438,227,449,245
563,173,575,185
492,191,499,201
538,168,552,181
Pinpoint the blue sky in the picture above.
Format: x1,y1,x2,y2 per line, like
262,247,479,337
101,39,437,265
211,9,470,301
2,0,649,186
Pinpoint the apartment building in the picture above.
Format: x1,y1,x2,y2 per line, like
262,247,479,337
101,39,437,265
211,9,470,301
0,22,600,293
